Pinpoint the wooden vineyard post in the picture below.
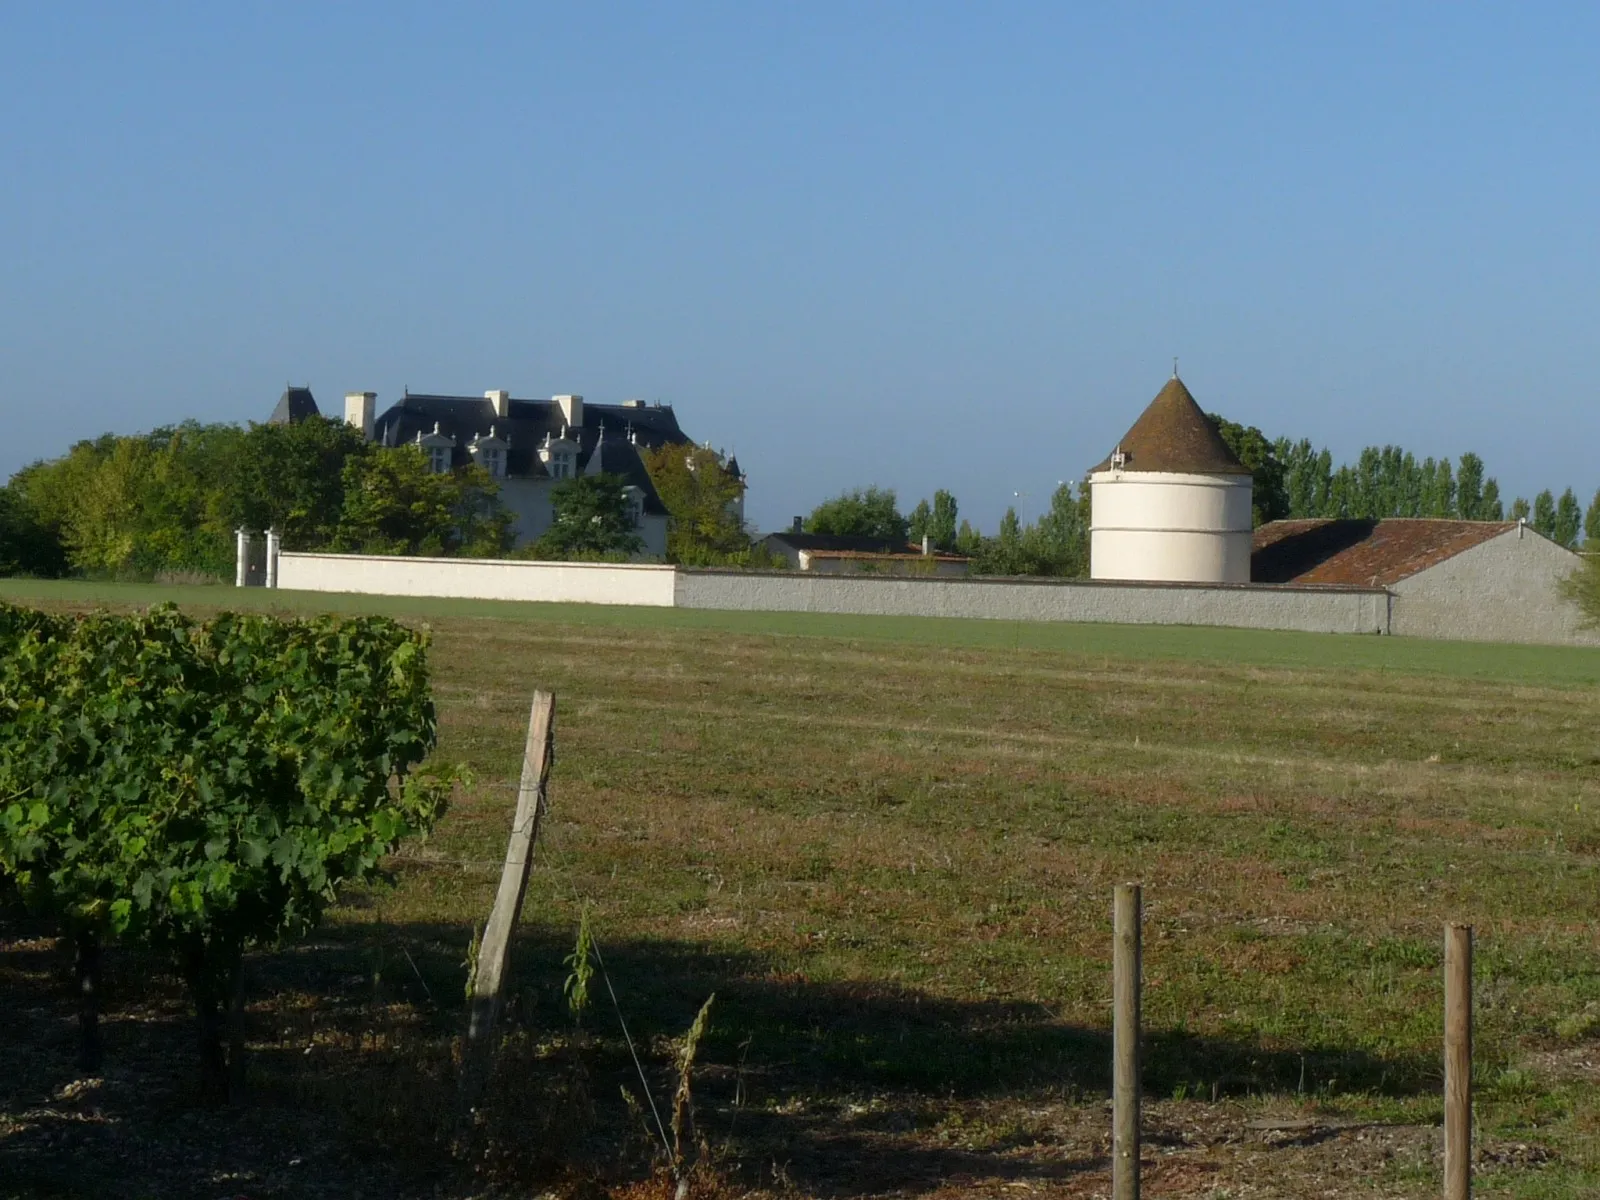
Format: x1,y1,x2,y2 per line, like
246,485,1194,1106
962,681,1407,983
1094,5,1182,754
1444,924,1473,1200
458,691,556,1124
1113,883,1142,1200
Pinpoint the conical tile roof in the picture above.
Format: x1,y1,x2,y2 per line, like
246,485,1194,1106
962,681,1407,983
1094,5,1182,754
1090,376,1251,475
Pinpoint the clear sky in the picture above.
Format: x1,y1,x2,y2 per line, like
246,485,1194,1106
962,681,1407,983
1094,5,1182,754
4,3,1597,531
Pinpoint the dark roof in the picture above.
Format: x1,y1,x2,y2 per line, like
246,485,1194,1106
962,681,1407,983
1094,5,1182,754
268,386,321,425
763,532,919,555
372,393,696,515
1091,376,1251,476
1252,518,1517,586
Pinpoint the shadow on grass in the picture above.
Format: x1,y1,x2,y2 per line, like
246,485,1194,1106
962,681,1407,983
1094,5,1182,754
0,914,1439,1199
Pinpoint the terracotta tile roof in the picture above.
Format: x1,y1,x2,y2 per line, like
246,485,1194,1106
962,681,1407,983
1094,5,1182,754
1090,376,1252,476
1251,518,1515,587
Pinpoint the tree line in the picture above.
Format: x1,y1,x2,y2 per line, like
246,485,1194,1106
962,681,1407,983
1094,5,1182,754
0,417,760,578
1214,416,1599,547
799,417,1599,581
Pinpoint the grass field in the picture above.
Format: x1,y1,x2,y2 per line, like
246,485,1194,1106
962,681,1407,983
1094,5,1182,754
3,579,1600,1198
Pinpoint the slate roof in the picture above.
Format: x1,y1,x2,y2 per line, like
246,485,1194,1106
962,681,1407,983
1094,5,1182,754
268,386,321,425
373,393,697,515
1251,518,1516,587
1090,376,1251,476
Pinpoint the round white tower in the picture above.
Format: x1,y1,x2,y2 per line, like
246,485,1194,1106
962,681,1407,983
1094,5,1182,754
1089,374,1254,583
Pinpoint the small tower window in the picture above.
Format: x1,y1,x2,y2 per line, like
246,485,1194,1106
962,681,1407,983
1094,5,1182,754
427,446,451,474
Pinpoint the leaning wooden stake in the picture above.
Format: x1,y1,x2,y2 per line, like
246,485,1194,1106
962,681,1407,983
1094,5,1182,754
1113,883,1142,1200
458,691,556,1121
1444,923,1473,1200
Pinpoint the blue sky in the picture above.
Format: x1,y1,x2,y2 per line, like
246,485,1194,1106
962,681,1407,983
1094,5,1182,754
4,3,1597,531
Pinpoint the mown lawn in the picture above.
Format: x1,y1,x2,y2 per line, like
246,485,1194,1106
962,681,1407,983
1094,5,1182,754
3,579,1599,1198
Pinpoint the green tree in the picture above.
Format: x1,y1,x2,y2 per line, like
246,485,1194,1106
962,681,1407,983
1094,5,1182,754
805,486,909,541
929,490,959,550
1481,479,1504,520
333,446,509,557
907,499,933,544
640,444,750,565
231,417,371,549
1553,487,1582,548
1510,495,1531,522
1208,416,1287,525
1457,453,1486,520
1029,482,1090,577
0,485,67,577
1532,490,1557,539
533,473,644,558
1585,488,1600,547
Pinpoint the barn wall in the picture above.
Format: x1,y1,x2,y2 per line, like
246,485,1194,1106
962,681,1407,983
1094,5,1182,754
1390,528,1599,645
675,570,1390,634
275,552,678,607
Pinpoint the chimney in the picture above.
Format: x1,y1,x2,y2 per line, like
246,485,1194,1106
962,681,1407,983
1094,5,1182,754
485,389,510,419
922,535,931,556
344,392,376,441
554,394,583,427
792,516,803,533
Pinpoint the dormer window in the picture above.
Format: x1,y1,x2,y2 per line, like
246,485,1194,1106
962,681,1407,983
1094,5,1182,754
470,425,509,479
416,423,455,474
622,485,645,527
538,428,578,480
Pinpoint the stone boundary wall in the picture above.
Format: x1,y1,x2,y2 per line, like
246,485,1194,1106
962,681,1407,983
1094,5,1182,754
675,570,1391,635
269,549,1598,645
275,552,677,607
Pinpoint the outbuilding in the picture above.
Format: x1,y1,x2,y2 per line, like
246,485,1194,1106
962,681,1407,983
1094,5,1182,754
1253,517,1596,645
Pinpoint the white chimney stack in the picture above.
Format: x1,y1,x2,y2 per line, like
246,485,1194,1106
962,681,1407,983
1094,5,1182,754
485,389,510,419
344,392,376,441
554,394,583,427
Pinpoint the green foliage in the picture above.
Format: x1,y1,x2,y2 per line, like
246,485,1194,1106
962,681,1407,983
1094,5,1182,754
1532,489,1558,540
1586,489,1600,548
8,420,512,577
0,602,453,1099
1208,416,1287,525
534,473,645,559
967,483,1090,577
1560,555,1600,629
1510,496,1531,522
0,484,68,577
231,417,371,549
1553,487,1582,549
640,444,750,565
805,487,908,541
563,907,596,1025
335,446,511,558
906,490,960,552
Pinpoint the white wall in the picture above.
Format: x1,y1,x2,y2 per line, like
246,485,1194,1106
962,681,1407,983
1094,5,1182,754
1391,527,1600,645
276,552,677,606
1090,471,1253,583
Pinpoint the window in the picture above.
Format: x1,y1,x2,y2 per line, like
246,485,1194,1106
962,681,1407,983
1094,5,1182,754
550,452,573,480
623,488,644,526
476,447,504,478
427,446,451,474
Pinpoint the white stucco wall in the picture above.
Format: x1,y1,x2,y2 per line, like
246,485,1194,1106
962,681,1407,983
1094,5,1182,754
275,552,677,606
497,478,555,549
1390,527,1599,645
676,570,1389,634
1090,471,1253,583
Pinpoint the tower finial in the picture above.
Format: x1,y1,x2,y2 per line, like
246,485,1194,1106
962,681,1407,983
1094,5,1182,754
1172,356,1179,380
